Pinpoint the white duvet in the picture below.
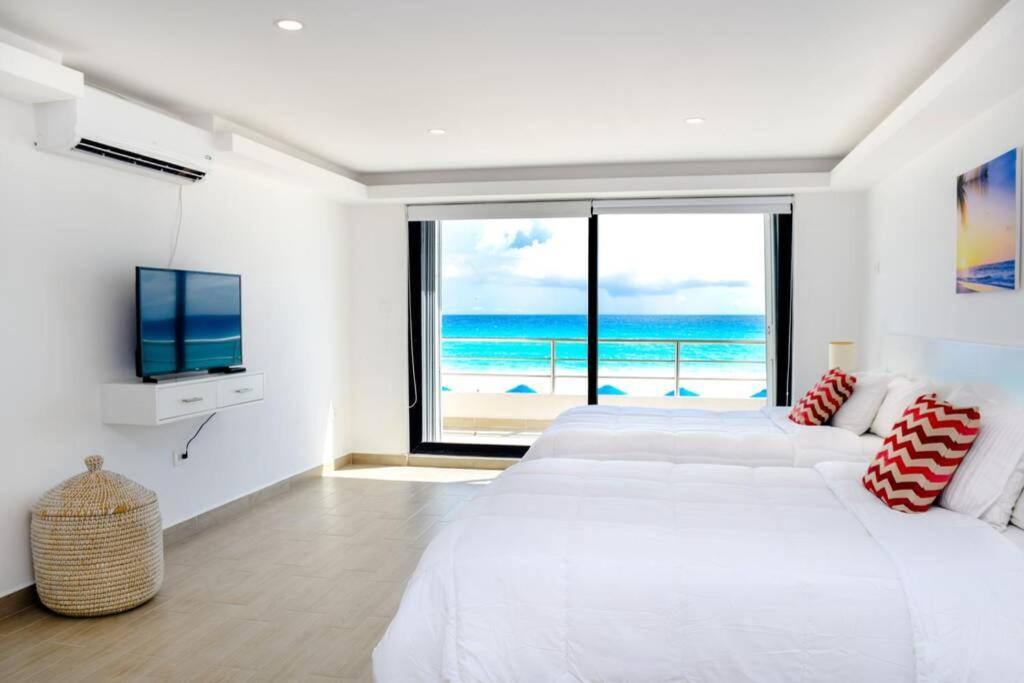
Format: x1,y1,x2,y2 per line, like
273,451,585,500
374,459,1024,682
524,405,867,467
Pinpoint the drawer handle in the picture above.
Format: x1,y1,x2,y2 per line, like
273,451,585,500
234,387,254,394
180,396,205,404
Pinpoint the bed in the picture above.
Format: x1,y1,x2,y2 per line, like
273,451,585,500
523,404,875,466
375,336,1024,681
373,458,1024,681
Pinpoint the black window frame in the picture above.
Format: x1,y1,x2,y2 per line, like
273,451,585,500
408,210,793,457
771,213,795,407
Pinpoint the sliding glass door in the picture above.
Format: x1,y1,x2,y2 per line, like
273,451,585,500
422,215,590,447
596,213,770,408
409,199,791,455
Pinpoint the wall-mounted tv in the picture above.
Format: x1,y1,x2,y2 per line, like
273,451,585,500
135,267,242,379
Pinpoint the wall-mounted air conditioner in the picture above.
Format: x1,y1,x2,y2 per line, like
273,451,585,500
34,86,214,183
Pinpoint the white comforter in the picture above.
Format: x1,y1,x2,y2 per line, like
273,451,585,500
374,460,1024,682
523,405,866,467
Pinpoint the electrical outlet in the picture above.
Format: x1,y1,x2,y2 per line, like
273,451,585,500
172,449,189,467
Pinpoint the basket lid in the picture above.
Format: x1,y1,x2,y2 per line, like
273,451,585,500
32,456,157,518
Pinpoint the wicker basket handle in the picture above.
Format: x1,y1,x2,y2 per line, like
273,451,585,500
84,455,104,472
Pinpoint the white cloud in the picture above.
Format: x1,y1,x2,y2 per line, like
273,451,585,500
441,214,766,314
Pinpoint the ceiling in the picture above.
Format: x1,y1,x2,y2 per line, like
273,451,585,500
0,0,1008,175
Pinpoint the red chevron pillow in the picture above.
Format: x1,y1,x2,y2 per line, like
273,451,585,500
788,368,857,426
862,394,981,513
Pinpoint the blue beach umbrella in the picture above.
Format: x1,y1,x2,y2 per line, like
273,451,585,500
751,388,768,398
506,384,537,394
597,384,627,396
664,387,699,397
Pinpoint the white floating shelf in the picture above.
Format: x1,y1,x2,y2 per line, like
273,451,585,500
102,372,264,426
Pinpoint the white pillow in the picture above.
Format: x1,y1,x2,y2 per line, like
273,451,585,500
830,372,893,435
939,406,1024,529
869,377,932,437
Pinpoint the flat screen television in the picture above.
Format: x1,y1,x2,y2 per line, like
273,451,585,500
135,267,242,379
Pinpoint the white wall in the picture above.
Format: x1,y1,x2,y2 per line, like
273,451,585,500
862,86,1024,367
0,97,352,597
345,204,410,455
791,191,868,396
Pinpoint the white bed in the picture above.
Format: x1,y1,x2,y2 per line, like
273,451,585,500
377,335,1024,681
374,458,1024,681
523,404,874,467
523,335,1024,471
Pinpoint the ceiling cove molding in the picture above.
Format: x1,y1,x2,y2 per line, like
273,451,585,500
358,158,839,186
831,0,1024,189
181,113,367,201
361,159,834,204
0,26,63,62
184,114,361,179
0,32,82,104
213,132,367,201
365,170,830,204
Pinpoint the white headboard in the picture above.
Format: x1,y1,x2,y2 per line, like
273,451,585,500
881,335,1024,403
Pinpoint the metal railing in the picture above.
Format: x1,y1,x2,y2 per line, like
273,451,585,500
442,336,767,396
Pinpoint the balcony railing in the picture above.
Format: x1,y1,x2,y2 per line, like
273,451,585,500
441,337,767,397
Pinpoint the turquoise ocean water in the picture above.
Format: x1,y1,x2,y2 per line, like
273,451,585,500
442,314,766,395
956,259,1017,292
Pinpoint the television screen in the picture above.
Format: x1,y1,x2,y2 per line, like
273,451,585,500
136,267,242,378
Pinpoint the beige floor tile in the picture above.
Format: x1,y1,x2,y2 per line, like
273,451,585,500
0,464,495,681
0,607,47,639
0,638,84,679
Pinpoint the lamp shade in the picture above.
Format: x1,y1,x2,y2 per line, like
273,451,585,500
828,341,856,372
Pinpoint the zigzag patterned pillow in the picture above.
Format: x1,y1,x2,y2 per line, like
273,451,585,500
788,368,857,426
862,394,981,513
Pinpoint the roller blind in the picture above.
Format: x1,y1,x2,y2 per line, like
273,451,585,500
592,196,792,215
407,201,592,221
408,196,792,221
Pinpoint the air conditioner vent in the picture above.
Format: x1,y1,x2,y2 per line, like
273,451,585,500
35,88,214,184
73,138,207,182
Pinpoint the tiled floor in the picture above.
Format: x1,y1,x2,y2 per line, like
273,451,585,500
0,466,500,681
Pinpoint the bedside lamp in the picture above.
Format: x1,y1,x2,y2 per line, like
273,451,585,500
828,341,856,372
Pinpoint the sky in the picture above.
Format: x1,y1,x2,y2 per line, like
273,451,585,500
441,213,766,315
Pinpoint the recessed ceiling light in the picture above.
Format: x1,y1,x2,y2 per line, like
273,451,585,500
684,117,705,125
428,128,447,136
275,18,304,31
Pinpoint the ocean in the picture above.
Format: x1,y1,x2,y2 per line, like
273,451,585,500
956,259,1017,293
441,314,767,397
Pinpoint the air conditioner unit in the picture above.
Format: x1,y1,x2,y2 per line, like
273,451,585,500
34,86,214,183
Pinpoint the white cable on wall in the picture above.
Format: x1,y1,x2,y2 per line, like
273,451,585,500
167,184,184,267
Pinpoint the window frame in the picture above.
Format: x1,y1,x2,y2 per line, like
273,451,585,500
407,209,793,457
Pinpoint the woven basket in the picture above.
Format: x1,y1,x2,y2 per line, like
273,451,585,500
30,455,164,617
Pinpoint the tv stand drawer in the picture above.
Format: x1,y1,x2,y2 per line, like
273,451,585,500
157,382,218,421
101,372,265,426
218,374,264,408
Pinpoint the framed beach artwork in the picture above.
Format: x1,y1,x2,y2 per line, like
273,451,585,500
956,148,1021,293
